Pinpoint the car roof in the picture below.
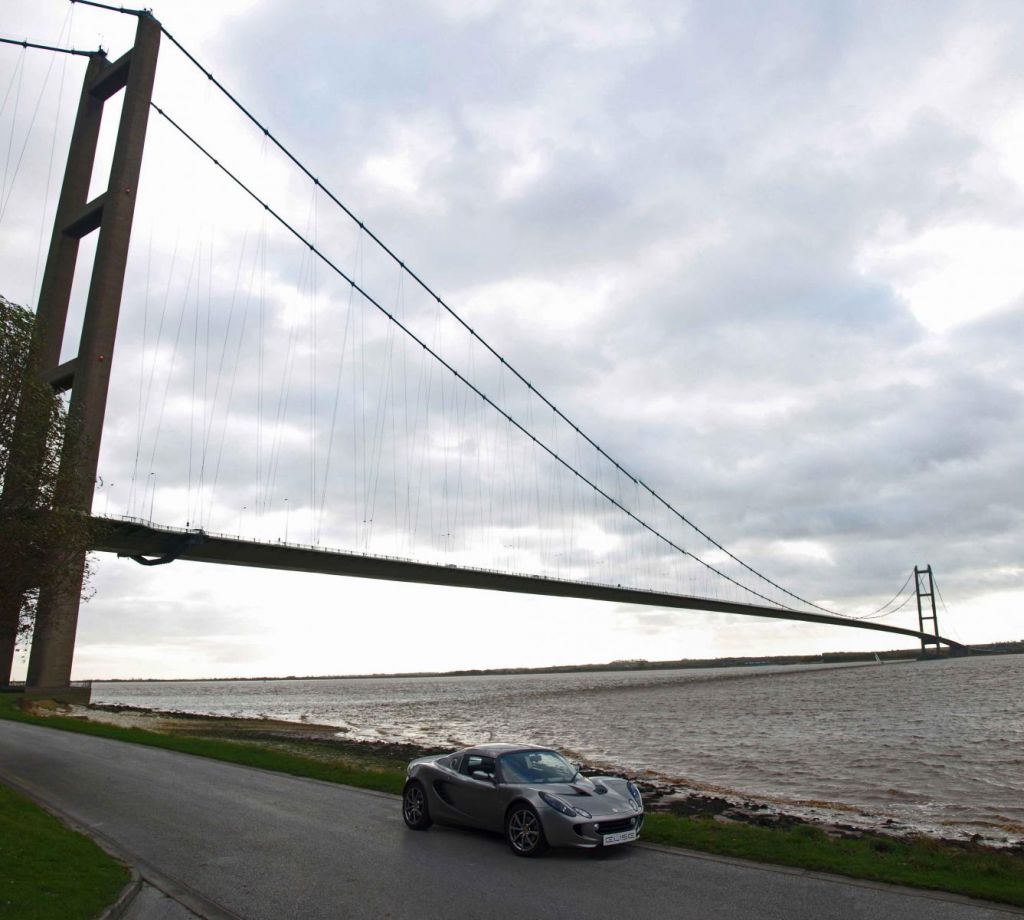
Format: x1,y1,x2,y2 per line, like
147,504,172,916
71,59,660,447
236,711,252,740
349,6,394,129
460,743,549,756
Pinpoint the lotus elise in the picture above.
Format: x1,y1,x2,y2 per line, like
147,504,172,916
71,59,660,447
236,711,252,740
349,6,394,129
401,743,644,856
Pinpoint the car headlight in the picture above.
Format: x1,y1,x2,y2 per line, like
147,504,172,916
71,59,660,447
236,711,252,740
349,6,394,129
627,781,643,807
539,791,591,819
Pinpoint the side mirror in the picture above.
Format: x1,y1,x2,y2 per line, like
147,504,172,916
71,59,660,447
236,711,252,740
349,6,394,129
471,770,496,784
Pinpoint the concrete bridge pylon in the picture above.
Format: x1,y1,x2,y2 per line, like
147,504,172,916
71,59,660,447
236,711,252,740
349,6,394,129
0,13,161,699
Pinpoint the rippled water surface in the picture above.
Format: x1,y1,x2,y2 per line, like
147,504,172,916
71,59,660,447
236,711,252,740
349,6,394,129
95,655,1024,837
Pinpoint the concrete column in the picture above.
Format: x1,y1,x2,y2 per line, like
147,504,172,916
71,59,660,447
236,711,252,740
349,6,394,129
26,15,161,694
0,52,107,686
24,556,88,692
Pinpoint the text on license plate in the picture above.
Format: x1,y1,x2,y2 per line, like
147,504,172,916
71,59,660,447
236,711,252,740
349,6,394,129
603,829,638,846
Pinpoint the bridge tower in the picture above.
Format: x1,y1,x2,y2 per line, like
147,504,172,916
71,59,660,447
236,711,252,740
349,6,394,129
914,564,941,657
0,14,161,699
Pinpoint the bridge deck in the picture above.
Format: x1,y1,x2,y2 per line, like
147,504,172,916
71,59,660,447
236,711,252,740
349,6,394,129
90,517,964,650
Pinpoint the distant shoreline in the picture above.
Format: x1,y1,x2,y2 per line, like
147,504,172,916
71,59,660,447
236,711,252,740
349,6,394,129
88,640,1024,683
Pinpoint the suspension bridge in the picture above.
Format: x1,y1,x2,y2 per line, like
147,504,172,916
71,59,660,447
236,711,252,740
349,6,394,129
0,5,964,700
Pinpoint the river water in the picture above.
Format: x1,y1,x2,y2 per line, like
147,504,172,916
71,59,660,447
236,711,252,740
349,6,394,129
94,654,1024,842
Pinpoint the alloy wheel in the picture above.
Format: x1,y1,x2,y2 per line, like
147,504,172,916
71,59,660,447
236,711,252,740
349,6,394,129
404,785,425,824
508,808,541,853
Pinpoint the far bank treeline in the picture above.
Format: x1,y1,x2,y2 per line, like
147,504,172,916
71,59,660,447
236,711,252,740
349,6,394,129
100,639,1024,683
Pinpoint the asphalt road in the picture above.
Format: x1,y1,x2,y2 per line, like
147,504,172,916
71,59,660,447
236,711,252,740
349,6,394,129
0,720,1018,920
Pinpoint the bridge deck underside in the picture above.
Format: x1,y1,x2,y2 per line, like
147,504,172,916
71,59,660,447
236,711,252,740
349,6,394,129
90,518,963,649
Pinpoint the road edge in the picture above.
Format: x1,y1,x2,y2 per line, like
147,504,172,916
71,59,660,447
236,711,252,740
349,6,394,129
96,872,143,920
0,766,232,920
3,717,1022,917
634,840,1024,916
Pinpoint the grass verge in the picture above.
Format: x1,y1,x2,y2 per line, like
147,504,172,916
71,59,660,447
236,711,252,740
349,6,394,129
0,780,129,920
0,694,406,795
642,814,1023,907
2,694,1022,908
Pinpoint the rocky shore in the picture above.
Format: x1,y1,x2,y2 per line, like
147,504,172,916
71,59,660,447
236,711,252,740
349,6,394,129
619,775,1024,854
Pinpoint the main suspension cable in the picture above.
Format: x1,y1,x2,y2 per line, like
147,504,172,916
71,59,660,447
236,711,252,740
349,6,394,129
68,0,147,16
146,18,843,617
855,589,915,620
848,569,915,620
70,0,870,617
151,100,799,614
0,36,101,58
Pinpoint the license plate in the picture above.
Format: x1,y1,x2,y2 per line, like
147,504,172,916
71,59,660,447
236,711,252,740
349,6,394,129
603,829,638,846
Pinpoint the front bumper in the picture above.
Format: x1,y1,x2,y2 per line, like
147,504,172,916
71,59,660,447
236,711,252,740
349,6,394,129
540,810,645,849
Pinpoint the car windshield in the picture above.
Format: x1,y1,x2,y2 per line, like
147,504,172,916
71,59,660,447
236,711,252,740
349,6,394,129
500,750,577,784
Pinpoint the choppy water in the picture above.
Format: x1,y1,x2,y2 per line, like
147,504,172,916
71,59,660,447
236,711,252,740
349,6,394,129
94,654,1024,841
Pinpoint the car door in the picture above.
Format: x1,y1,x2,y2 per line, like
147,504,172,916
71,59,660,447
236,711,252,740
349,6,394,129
446,754,500,830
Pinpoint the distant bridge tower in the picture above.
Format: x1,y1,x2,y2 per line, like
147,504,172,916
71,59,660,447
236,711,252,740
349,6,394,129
0,14,161,700
914,565,941,656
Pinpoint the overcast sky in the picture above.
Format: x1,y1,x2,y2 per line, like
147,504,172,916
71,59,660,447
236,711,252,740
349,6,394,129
2,0,1022,680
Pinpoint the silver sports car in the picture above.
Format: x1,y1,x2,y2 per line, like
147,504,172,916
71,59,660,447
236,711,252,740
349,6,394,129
402,743,644,856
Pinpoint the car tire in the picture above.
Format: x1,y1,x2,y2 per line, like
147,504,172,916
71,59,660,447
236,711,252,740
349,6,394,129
402,780,432,830
505,803,548,857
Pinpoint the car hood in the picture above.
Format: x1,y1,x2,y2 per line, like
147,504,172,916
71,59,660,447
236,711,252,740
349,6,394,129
523,782,639,818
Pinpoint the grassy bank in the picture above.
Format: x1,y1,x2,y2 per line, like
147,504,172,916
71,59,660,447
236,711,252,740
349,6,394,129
0,780,129,920
642,814,1024,907
0,695,407,795
2,695,1022,908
